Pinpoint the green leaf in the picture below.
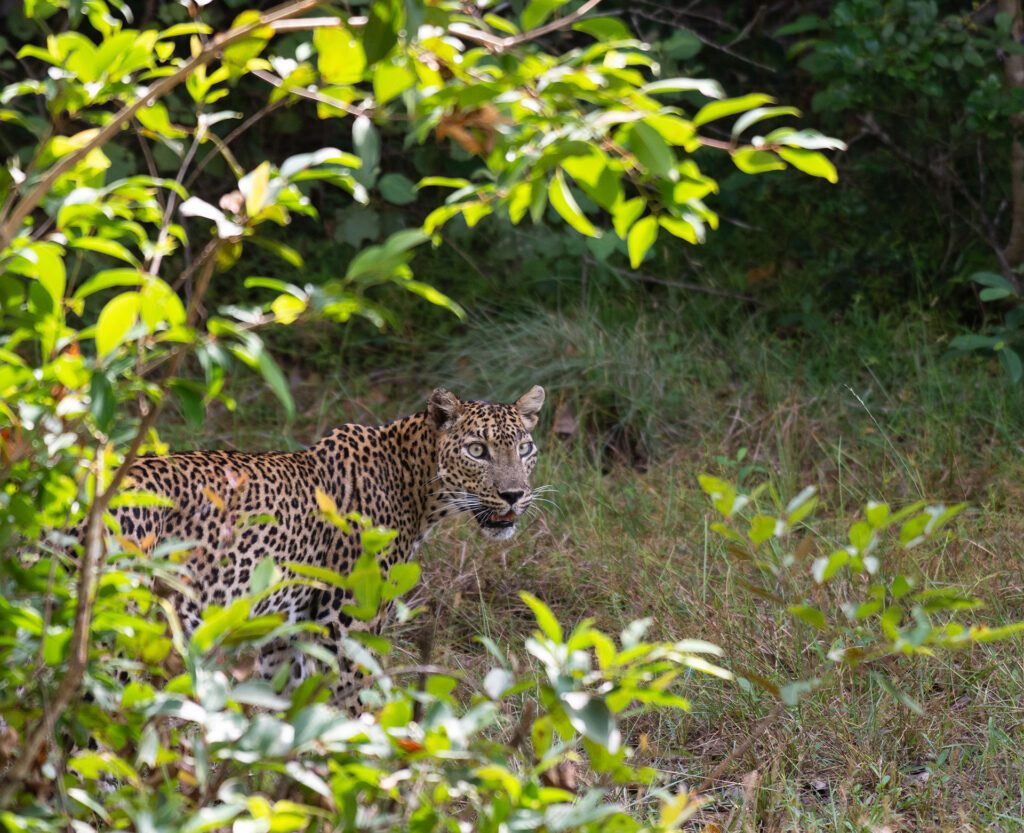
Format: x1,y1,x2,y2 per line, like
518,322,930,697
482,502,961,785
694,93,774,127
865,500,889,528
971,271,1017,293
383,562,420,600
572,17,632,41
776,147,838,183
378,172,417,205
732,148,787,175
520,591,564,643
642,77,725,98
731,105,801,137
315,26,366,84
402,280,466,319
560,692,621,753
96,291,139,357
285,561,347,589
785,485,818,526
281,147,361,179
373,56,415,104
352,116,380,188
748,514,777,544
363,0,401,65
68,236,141,266
73,268,146,299
250,556,276,594
812,549,848,583
89,370,115,431
629,122,674,179
948,333,1001,351
999,346,1023,382
231,334,295,421
549,169,597,237
788,605,826,630
776,128,846,150
627,215,658,268
612,197,645,239
980,287,1013,301
522,0,570,31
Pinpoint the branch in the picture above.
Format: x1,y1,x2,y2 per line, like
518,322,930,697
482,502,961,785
0,235,222,802
582,254,762,304
450,0,604,52
251,69,372,118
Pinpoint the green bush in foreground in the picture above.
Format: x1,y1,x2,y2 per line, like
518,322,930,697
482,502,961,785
0,542,729,833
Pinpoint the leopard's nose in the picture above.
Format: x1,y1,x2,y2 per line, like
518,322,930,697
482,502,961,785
499,489,525,507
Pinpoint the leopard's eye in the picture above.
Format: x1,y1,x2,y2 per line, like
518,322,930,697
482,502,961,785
467,442,487,459
518,441,535,456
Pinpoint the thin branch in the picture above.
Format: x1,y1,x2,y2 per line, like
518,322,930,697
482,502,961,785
185,98,286,191
251,69,372,119
146,124,204,278
582,254,762,304
450,0,604,52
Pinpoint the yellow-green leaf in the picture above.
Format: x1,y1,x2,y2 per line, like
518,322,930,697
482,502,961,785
244,161,272,217
373,57,415,104
315,26,366,85
548,169,597,237
659,216,698,244
627,215,658,268
96,292,139,357
612,197,645,239
776,147,838,183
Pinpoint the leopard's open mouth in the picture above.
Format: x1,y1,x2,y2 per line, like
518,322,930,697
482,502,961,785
480,510,516,530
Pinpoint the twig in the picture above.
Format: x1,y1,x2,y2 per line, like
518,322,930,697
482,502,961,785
146,123,204,278
450,0,604,52
582,254,762,304
185,99,286,191
251,69,373,119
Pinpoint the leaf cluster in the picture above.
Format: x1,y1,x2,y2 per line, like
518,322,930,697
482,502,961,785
699,475,1023,711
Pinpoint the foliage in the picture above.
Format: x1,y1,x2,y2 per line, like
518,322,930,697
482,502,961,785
0,0,846,827
786,0,1024,290
699,475,1024,712
947,270,1024,382
0,541,729,832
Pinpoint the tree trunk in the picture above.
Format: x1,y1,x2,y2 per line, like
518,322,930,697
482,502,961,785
1001,0,1024,271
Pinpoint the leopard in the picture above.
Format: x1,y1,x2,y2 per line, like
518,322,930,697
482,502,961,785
109,385,546,709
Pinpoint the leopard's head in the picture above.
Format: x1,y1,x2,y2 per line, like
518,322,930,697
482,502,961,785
429,386,545,541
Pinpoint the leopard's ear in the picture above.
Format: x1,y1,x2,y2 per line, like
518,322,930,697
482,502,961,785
515,385,545,431
428,388,461,430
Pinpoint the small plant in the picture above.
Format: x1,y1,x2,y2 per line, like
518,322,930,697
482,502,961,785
699,475,1024,711
947,270,1024,382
